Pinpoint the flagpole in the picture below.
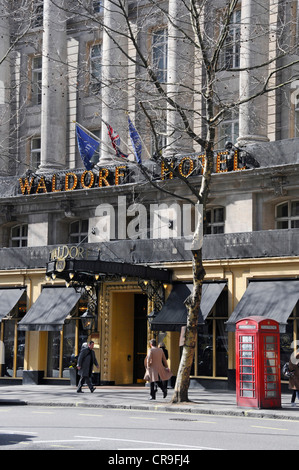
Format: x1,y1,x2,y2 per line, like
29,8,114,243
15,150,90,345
73,121,101,144
74,120,122,161
100,116,133,156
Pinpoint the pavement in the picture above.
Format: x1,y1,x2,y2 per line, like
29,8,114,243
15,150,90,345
1,383,299,421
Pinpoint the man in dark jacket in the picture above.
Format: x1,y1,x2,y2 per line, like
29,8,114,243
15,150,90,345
77,341,99,393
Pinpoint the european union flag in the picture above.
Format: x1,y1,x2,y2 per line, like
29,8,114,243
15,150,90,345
76,124,100,170
128,116,142,164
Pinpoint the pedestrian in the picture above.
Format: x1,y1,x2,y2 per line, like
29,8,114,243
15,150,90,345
158,342,168,360
288,352,299,406
158,342,169,392
144,338,172,400
76,340,99,393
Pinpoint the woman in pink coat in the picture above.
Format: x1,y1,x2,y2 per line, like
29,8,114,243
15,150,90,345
144,339,172,400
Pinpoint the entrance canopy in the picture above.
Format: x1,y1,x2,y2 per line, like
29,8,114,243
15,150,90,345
46,259,172,284
18,287,81,331
226,279,299,332
0,287,26,322
151,281,226,331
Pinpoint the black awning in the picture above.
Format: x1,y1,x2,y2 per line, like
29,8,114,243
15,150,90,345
226,279,299,332
0,287,26,321
151,281,226,331
18,287,81,331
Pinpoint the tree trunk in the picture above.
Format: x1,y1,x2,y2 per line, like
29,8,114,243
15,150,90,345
171,248,205,403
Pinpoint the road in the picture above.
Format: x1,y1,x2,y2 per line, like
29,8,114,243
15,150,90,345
0,405,299,452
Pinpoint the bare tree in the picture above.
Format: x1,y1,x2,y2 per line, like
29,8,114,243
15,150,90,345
3,0,299,401
79,0,299,402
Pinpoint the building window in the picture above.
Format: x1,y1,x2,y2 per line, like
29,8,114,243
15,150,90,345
206,207,225,234
93,0,103,13
30,137,41,170
10,225,28,247
151,120,167,156
295,102,299,137
89,129,100,165
218,109,239,148
90,44,102,93
276,201,299,229
32,1,43,29
220,9,241,69
152,28,168,83
69,220,89,244
31,56,42,105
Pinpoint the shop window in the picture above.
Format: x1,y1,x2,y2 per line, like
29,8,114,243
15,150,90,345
46,301,88,379
280,303,299,380
206,207,225,234
69,219,89,244
31,56,42,105
192,288,228,378
0,299,26,378
10,224,28,247
152,28,168,83
275,200,299,229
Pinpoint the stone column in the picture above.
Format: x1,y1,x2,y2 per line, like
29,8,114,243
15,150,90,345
237,0,269,146
0,2,11,175
165,0,194,157
101,0,128,163
38,0,67,172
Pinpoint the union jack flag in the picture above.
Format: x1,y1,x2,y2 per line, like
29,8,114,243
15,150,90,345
106,123,128,159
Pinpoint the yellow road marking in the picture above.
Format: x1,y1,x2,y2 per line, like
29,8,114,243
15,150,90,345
251,425,288,431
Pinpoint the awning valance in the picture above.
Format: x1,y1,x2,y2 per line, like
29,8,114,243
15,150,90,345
226,279,299,332
0,287,26,322
151,281,226,331
18,287,81,331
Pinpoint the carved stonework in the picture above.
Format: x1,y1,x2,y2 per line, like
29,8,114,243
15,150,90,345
99,282,150,382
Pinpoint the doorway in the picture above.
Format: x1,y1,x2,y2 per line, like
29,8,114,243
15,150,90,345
133,293,148,383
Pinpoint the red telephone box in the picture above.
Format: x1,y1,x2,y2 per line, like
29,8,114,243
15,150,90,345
236,316,281,409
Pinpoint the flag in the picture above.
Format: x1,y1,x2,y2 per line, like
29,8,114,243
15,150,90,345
128,115,142,164
106,123,128,159
76,124,100,170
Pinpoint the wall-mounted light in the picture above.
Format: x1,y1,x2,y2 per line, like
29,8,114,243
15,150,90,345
81,309,96,332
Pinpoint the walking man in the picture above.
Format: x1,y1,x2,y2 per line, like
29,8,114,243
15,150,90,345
77,341,99,393
144,338,172,400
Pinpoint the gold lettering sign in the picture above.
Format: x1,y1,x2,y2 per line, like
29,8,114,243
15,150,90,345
49,245,85,261
18,155,249,196
65,172,78,191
